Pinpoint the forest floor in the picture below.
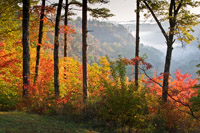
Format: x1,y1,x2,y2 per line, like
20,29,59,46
0,111,103,133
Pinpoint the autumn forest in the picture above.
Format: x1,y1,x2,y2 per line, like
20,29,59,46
1,0,200,132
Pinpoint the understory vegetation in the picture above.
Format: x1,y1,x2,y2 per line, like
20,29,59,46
1,46,200,131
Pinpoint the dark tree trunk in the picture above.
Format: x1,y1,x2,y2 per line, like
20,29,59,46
162,0,175,102
64,0,68,57
162,31,174,102
162,45,173,102
34,0,45,84
135,0,140,87
82,0,89,103
54,0,63,98
22,0,30,97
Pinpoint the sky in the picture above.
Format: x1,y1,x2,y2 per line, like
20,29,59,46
97,0,136,22
49,0,200,22
49,0,137,22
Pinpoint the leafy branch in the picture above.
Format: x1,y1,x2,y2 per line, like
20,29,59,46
139,67,199,120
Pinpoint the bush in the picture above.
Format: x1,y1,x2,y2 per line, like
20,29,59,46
98,57,151,130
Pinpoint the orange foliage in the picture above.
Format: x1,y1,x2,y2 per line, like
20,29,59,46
143,70,199,106
122,57,152,70
60,25,76,34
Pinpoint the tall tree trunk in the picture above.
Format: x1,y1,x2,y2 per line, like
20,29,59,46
162,26,174,102
64,0,68,57
82,0,88,103
162,0,175,102
162,45,173,102
34,0,45,84
135,0,140,87
22,0,30,97
54,0,63,98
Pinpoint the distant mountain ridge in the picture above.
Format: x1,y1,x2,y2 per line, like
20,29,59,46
65,18,165,74
119,20,200,77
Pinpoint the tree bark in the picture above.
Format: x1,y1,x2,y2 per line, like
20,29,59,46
34,0,45,84
82,0,89,103
162,0,175,102
162,45,173,102
64,0,68,57
54,0,63,98
135,0,140,87
22,0,30,97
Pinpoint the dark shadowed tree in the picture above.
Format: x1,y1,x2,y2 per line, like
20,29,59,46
135,0,140,87
63,0,69,80
82,0,88,103
22,0,30,97
142,0,200,102
34,0,46,84
64,0,69,57
54,0,63,98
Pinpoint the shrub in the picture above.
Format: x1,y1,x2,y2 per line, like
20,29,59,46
98,57,151,130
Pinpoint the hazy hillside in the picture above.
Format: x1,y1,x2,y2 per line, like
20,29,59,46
65,18,165,74
172,40,200,77
120,20,200,77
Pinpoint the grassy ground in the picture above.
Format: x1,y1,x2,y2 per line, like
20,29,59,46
0,112,100,133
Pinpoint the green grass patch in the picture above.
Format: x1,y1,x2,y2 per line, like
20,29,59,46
0,112,99,133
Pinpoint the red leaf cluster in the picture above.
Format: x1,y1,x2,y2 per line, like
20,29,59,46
122,57,152,70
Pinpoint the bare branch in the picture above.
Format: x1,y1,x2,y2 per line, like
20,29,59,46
139,67,162,87
143,0,168,41
174,0,183,16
